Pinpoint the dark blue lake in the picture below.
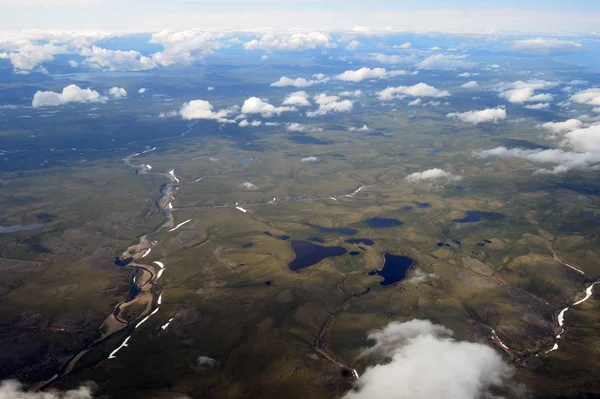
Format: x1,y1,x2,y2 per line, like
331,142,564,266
453,211,505,223
368,254,413,286
413,201,430,208
308,236,325,243
288,240,347,271
366,217,403,228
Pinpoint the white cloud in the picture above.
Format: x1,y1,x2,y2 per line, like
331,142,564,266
159,110,178,118
408,99,421,106
496,80,557,104
283,91,311,107
346,40,360,51
0,42,68,72
68,60,78,68
238,119,262,127
336,67,409,82
457,72,472,77
306,93,353,117
239,182,257,190
179,100,235,122
286,122,322,132
241,97,295,117
447,108,506,124
394,42,412,49
265,122,280,126
475,146,600,174
570,88,600,107
195,356,217,370
349,125,369,132
207,86,215,91
370,53,416,65
270,73,329,87
405,168,461,183
511,38,583,54
301,156,319,163
524,103,550,110
243,32,336,51
405,269,439,284
339,90,362,97
138,88,146,94
378,83,450,100
343,320,514,399
149,30,227,66
0,380,94,398
460,81,478,89
430,46,442,51
108,87,127,99
32,84,106,107
416,54,476,70
80,46,157,71
538,119,583,134
561,124,600,153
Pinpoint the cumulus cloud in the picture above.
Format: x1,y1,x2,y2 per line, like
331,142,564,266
68,60,78,68
283,91,311,107
370,53,417,65
346,40,360,51
238,119,261,127
0,380,94,398
286,122,323,132
243,32,336,51
460,81,479,89
271,73,329,87
474,145,600,174
179,100,236,122
349,125,369,132
524,103,550,110
32,84,107,107
339,90,362,97
496,80,557,104
511,38,583,54
108,87,127,99
241,97,295,117
336,67,409,82
405,269,439,285
0,42,68,72
408,99,421,106
447,108,506,124
570,88,600,107
80,46,157,71
538,119,583,134
149,30,227,66
394,42,412,49
378,83,450,101
416,54,476,70
239,182,257,190
138,88,146,94
195,356,217,371
343,320,515,399
306,93,353,117
405,168,461,183
301,156,319,163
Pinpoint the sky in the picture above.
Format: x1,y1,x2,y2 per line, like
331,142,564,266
1,0,600,33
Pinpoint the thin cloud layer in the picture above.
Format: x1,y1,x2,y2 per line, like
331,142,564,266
416,54,476,70
0,380,94,398
336,67,409,82
271,74,329,88
343,320,515,399
378,83,450,100
510,38,583,54
447,108,506,124
244,32,336,51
